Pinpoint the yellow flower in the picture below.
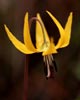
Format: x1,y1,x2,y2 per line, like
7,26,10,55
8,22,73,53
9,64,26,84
4,11,73,79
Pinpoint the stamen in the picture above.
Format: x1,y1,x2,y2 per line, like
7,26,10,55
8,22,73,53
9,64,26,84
51,55,57,72
43,54,57,79
43,56,46,63
50,54,54,61
53,60,57,72
48,55,53,66
46,56,51,78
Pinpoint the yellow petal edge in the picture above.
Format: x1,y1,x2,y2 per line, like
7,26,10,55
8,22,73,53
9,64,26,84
4,24,35,54
23,12,37,52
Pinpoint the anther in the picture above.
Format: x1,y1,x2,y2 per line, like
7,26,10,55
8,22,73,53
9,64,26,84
43,55,57,79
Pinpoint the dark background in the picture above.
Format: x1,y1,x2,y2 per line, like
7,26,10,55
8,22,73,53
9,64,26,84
0,0,80,100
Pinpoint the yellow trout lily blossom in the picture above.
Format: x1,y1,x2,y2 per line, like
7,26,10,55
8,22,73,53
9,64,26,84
4,11,73,79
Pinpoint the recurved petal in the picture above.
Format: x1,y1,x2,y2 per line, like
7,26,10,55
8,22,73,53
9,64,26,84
36,13,50,52
23,12,37,52
46,11,64,36
46,11,64,49
42,38,57,56
4,25,35,54
46,11,72,49
55,12,73,49
63,12,73,47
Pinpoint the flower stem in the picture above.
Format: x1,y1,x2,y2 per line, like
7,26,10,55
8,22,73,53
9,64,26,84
29,17,47,44
23,55,29,100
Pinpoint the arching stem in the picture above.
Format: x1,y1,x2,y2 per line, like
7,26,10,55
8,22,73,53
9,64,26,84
29,17,47,44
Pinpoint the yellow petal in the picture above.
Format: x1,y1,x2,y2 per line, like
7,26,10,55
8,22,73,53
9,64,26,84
23,12,37,52
64,12,73,46
46,11,64,36
42,37,57,56
4,25,35,54
36,13,50,52
46,11,72,49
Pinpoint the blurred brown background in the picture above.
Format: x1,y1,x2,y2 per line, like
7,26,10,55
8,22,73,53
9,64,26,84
0,0,80,100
